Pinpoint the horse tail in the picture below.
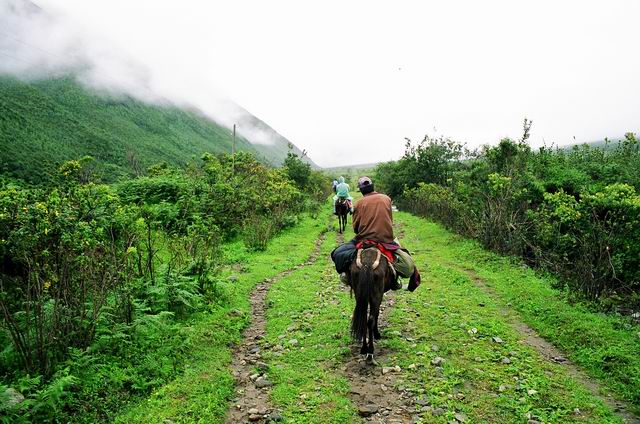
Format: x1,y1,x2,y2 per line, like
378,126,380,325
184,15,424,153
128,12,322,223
351,261,371,341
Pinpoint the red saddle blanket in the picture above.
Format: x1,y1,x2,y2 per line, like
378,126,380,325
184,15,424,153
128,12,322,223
355,240,397,263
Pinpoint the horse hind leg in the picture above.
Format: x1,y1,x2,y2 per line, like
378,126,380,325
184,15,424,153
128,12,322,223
373,305,382,340
360,336,367,355
365,314,378,365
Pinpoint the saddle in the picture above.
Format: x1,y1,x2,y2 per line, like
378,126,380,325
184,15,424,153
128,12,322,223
355,240,397,263
337,198,352,209
354,240,398,289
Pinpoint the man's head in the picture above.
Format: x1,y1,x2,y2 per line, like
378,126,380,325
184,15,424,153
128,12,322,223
357,176,374,194
338,176,345,184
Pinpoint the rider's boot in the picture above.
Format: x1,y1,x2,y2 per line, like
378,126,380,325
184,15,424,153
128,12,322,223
340,272,350,286
388,272,402,290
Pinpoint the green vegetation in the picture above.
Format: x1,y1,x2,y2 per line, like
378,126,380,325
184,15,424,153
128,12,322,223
0,76,307,184
394,212,640,418
114,215,327,423
376,126,640,306
0,148,329,422
263,231,359,422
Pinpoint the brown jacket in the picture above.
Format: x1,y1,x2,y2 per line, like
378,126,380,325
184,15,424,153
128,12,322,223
352,192,394,243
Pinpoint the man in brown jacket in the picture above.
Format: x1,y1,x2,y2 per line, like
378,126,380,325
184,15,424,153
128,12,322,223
330,176,420,291
352,177,394,244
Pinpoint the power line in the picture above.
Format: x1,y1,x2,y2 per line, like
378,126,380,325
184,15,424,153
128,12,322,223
0,30,82,63
0,33,159,100
0,49,39,66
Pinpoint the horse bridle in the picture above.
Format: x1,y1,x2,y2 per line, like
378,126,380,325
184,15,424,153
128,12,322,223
355,248,382,270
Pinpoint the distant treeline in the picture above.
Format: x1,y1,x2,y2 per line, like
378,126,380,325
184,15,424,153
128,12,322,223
0,150,329,422
376,122,640,306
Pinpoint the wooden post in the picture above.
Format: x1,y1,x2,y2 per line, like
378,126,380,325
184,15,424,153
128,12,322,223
232,124,236,175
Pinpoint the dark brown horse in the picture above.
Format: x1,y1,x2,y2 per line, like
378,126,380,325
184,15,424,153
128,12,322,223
350,247,390,364
335,198,349,233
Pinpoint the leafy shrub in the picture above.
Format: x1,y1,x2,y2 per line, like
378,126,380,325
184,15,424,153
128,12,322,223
378,125,640,303
0,149,322,421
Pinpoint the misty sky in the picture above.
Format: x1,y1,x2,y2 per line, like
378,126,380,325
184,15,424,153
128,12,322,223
7,0,640,167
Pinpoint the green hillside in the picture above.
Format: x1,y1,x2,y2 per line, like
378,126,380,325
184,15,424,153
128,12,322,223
0,76,307,183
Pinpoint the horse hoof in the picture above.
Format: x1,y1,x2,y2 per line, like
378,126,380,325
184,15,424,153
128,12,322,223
365,354,378,366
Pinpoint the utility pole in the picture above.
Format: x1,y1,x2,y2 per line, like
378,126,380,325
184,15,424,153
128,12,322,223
232,124,236,175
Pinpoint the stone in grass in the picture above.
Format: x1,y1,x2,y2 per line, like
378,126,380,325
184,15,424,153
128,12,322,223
358,404,379,417
432,407,446,416
248,414,262,422
431,356,445,366
455,412,468,422
499,384,513,392
415,397,429,406
492,336,504,344
3,388,24,407
468,328,478,335
268,412,284,422
382,365,401,375
288,339,299,346
501,357,511,364
527,389,538,396
255,378,273,388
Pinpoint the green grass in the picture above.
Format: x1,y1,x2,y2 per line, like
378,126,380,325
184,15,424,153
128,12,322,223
393,212,640,418
113,214,327,423
261,228,359,423
111,206,638,423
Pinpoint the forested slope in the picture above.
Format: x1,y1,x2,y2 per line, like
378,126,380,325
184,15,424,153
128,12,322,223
0,76,308,183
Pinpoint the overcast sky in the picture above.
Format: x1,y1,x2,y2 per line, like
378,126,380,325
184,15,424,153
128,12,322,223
8,0,640,167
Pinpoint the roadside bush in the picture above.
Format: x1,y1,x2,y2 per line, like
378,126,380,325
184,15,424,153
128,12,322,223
0,149,322,421
377,125,640,303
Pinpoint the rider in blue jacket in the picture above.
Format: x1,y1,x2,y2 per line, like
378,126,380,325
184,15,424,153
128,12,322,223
333,176,353,214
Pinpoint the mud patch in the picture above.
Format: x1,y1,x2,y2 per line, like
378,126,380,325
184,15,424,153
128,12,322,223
224,234,326,423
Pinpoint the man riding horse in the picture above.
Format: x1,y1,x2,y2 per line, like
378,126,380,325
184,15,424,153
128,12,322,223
331,176,421,291
333,176,353,215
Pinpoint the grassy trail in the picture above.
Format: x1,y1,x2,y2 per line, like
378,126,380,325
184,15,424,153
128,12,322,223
114,214,329,423
247,210,638,423
116,206,639,423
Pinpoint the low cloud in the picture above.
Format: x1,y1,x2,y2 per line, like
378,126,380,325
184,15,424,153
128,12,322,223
0,0,282,146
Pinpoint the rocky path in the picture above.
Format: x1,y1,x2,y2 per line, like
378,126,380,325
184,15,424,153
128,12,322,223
339,292,415,423
334,222,415,422
224,234,326,423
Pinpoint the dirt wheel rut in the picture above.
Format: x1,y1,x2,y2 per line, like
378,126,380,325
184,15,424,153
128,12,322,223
224,233,327,424
459,265,640,424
